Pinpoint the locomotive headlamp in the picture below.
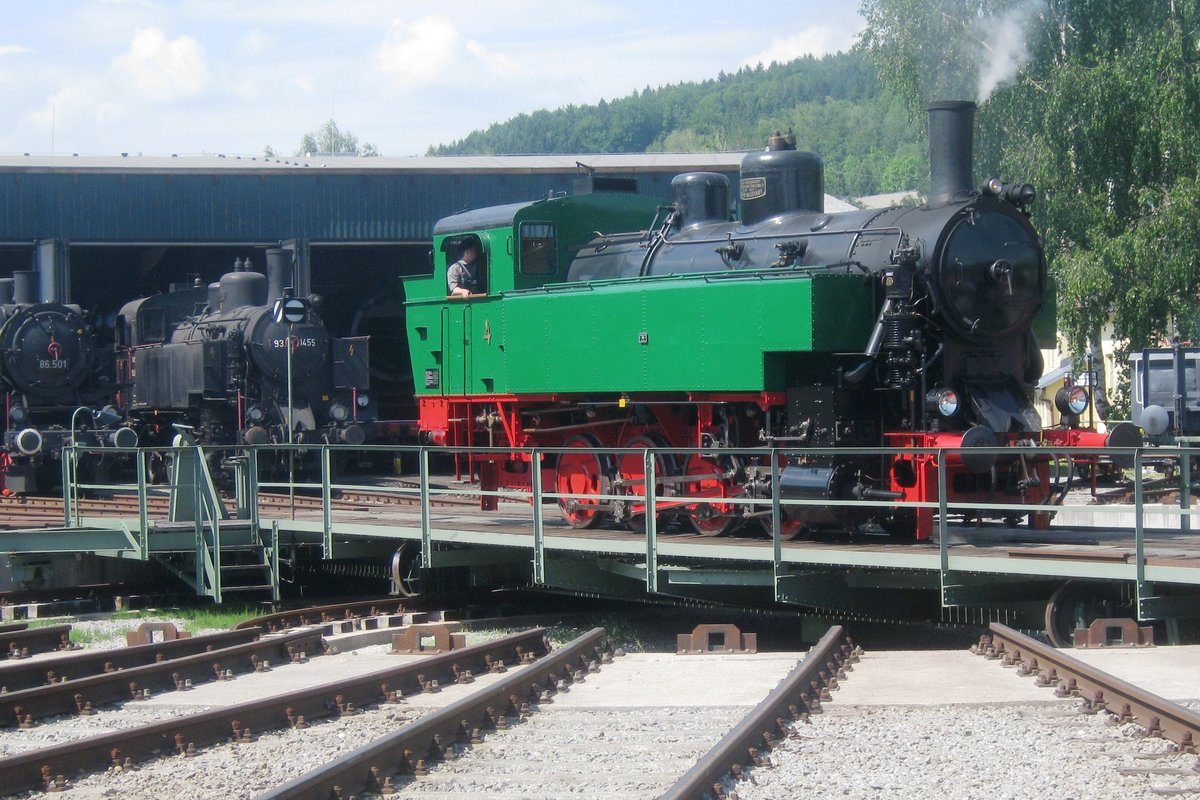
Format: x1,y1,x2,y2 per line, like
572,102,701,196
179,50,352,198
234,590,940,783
15,428,42,455
9,405,27,424
356,393,370,408
329,402,349,422
1055,386,1090,416
926,388,960,418
982,178,1037,207
1005,183,1037,207
246,405,267,424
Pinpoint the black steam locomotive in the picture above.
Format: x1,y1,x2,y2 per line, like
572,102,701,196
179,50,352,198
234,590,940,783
117,249,372,449
1,271,134,493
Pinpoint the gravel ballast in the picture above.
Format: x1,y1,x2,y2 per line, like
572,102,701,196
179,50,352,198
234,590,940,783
729,701,1200,800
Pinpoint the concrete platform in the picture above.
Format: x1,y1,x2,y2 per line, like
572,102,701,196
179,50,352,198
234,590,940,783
829,650,1060,707
1069,644,1200,702
558,652,807,708
829,646,1200,708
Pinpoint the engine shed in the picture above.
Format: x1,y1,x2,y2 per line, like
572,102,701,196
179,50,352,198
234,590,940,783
0,151,853,418
0,151,757,292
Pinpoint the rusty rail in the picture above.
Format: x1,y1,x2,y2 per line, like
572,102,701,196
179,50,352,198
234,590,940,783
255,627,609,800
1,627,552,796
0,627,262,693
660,625,856,800
0,486,474,529
981,622,1200,751
0,623,77,659
234,598,414,632
0,628,324,728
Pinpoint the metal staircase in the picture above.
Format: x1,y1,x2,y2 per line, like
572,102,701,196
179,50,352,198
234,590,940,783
158,429,279,603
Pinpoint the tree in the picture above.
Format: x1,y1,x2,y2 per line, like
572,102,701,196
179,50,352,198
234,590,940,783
296,119,380,157
860,0,1200,413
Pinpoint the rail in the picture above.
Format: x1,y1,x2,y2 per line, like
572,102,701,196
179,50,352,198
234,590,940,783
233,598,411,632
660,625,855,800
0,627,262,692
0,623,76,658
255,627,608,800
982,622,1200,750
0,626,554,796
0,628,324,728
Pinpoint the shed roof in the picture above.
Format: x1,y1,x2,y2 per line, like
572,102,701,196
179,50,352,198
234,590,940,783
0,151,750,176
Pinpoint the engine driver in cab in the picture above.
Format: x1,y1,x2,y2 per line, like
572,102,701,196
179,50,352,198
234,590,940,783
447,243,484,297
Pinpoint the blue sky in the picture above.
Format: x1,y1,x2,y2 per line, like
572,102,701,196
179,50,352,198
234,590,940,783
0,1,866,157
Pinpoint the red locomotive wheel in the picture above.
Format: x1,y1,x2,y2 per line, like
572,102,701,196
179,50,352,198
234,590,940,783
682,453,741,536
757,513,806,540
616,434,675,534
555,435,609,529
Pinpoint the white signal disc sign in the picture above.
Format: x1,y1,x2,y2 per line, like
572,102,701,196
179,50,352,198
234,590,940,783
275,298,306,324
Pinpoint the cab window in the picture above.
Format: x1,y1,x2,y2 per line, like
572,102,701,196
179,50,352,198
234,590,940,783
519,222,557,276
139,308,166,343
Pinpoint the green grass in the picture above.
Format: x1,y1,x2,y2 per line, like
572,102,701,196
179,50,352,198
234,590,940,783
165,605,262,631
24,605,264,646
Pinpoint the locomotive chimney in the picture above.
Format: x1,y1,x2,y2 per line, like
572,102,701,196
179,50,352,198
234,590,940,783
12,271,37,305
927,101,976,206
0,278,12,305
265,248,291,302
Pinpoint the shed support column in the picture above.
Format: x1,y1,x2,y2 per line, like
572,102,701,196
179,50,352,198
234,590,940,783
282,238,311,298
35,239,69,304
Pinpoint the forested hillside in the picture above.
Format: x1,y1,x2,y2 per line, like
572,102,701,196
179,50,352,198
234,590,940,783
428,51,925,199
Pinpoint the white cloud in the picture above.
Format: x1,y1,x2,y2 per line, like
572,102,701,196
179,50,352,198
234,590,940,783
374,13,534,91
113,28,210,101
464,41,522,80
291,76,316,94
743,25,857,67
235,30,278,58
376,16,460,86
100,0,163,9
0,1,873,157
181,0,424,31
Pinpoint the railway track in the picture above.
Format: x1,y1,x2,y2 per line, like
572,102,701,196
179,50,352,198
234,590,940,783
0,623,79,660
233,597,412,633
0,627,324,732
0,625,555,796
260,627,854,800
0,609,842,799
0,626,262,692
257,627,608,799
1,605,1196,798
725,629,1200,800
660,626,855,800
0,485,477,528
978,622,1200,752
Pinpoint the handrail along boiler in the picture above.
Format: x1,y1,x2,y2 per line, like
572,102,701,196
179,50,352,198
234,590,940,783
402,102,1136,539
